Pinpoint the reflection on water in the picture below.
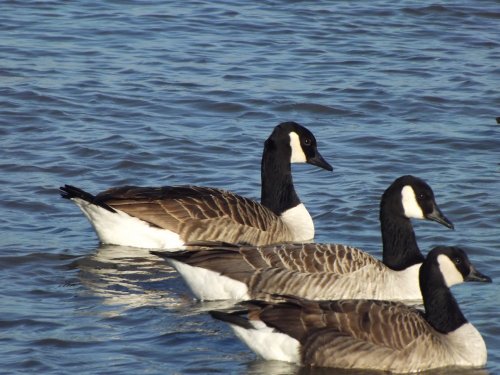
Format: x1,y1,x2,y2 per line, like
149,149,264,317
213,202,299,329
73,245,182,314
243,354,492,375
297,365,491,375
245,360,301,375
73,244,242,315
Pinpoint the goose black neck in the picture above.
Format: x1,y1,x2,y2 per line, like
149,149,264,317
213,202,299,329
420,263,467,333
260,138,300,215
380,202,425,271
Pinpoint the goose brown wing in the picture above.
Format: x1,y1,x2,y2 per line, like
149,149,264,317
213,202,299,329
95,185,293,245
243,244,384,300
166,243,381,278
181,242,382,274
244,243,381,274
255,298,435,368
164,243,385,299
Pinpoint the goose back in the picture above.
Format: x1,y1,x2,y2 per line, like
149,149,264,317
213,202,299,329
155,243,414,301
92,185,295,245
248,298,461,371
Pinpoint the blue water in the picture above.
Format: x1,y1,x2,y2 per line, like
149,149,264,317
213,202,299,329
1,1,499,374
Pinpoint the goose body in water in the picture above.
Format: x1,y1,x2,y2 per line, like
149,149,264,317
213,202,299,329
60,122,332,249
153,175,453,301
210,246,491,373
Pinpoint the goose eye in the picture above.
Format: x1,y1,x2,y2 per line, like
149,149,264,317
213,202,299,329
303,138,312,146
454,257,462,265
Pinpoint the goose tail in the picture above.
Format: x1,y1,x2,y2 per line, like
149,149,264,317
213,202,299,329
209,310,254,329
59,184,116,213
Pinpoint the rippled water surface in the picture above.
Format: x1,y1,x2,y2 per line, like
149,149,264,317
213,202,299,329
1,1,499,374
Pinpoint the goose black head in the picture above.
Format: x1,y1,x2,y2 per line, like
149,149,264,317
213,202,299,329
268,122,333,171
427,246,492,288
383,175,454,229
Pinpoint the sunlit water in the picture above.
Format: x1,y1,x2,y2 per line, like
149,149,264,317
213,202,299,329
1,1,498,374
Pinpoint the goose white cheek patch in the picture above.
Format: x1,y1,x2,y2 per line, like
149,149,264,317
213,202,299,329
438,254,464,287
289,132,307,163
401,185,424,219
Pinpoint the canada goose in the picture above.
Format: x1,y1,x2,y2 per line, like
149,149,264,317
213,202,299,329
60,122,332,249
210,246,491,372
153,175,454,301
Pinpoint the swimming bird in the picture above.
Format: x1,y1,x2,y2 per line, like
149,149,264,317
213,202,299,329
60,122,332,249
210,246,491,373
153,175,454,301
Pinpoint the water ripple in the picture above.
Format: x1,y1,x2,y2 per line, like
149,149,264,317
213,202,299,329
1,0,499,374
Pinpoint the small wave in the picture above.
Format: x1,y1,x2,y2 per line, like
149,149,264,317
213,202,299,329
272,102,357,116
